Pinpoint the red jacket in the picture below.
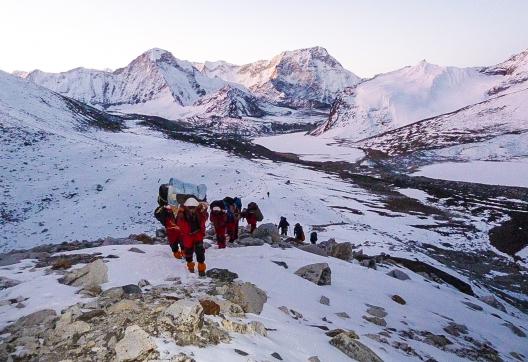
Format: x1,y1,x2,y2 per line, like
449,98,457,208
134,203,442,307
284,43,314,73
177,207,208,248
210,210,227,228
245,212,257,225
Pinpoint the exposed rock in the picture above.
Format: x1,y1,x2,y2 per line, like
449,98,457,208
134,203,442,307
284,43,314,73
128,247,145,253
101,284,141,300
138,279,150,288
297,244,328,257
386,269,410,281
329,332,383,362
463,301,483,311
326,328,354,338
221,319,267,336
479,295,506,312
237,237,265,246
423,333,452,348
56,320,91,341
122,284,142,295
278,306,304,320
272,260,289,269
503,322,527,337
77,309,106,321
114,325,157,362
7,309,57,330
216,299,245,317
107,299,142,314
362,315,387,327
235,349,249,356
335,312,350,319
294,263,331,286
360,259,377,269
224,281,267,314
200,299,220,315
320,296,330,306
308,356,321,362
391,295,406,305
0,276,20,289
206,268,239,283
164,300,204,332
59,259,108,289
328,242,353,261
366,306,387,318
254,223,281,243
271,352,283,360
443,322,468,337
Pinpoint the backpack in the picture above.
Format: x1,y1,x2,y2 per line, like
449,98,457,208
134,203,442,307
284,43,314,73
234,197,242,210
248,202,263,221
223,197,235,206
310,231,318,242
158,184,169,206
210,200,225,211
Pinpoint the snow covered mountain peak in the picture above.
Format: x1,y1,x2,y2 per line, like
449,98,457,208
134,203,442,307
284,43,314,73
483,49,528,76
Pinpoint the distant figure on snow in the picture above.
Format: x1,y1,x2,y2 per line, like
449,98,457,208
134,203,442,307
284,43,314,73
294,223,305,243
267,191,270,198
278,216,289,236
310,231,318,245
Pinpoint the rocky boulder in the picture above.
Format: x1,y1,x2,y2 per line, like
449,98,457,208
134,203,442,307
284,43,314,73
297,244,328,257
329,332,383,362
294,263,332,286
479,295,506,312
164,300,204,332
114,325,157,362
224,281,267,314
386,269,410,281
237,237,265,246
59,259,108,289
328,242,353,261
206,268,239,283
253,223,281,243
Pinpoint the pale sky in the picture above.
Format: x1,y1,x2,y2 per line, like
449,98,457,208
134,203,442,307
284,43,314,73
1,0,527,77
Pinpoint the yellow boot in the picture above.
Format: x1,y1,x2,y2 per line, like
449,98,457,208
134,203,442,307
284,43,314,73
198,262,206,277
187,262,195,273
173,251,183,259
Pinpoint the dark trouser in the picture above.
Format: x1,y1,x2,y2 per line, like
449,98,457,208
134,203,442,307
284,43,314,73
169,241,181,252
280,227,287,236
215,225,226,248
184,242,205,263
234,219,239,239
249,222,256,234
226,222,237,241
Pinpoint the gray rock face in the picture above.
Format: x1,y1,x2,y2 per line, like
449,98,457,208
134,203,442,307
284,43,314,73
503,322,527,337
298,244,328,257
320,296,330,306
328,242,353,261
128,247,145,253
237,237,265,246
0,276,21,289
253,223,281,243
294,263,332,286
329,332,383,362
206,268,239,283
386,269,410,281
479,295,506,312
114,324,157,362
362,315,387,327
59,259,108,289
224,282,267,314
164,300,204,332
443,322,468,337
11,309,57,329
366,305,387,318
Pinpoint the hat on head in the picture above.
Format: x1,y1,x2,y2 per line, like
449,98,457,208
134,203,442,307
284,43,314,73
184,198,199,207
212,206,221,211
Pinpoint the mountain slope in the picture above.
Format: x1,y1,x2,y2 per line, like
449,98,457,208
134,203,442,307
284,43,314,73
25,49,226,112
357,87,528,156
313,49,528,140
198,47,361,108
0,70,122,136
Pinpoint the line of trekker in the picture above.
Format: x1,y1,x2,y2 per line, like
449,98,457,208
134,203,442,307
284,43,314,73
154,184,264,277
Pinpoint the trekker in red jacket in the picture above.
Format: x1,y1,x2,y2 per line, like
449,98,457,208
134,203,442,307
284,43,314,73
154,186,183,259
210,206,227,249
177,197,209,276
243,202,260,234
